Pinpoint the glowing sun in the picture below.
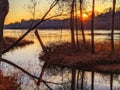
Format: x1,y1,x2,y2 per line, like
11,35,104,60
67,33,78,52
82,13,89,20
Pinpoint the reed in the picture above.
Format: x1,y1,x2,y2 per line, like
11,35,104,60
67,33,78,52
3,37,34,49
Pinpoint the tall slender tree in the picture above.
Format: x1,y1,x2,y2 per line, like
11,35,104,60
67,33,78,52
70,1,76,89
79,0,86,43
0,0,9,62
70,0,76,49
111,0,116,52
75,0,79,49
91,0,95,54
25,0,40,28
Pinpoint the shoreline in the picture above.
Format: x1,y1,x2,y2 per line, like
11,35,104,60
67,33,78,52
40,42,120,75
3,36,34,50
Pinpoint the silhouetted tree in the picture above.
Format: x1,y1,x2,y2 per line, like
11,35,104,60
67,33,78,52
25,0,40,19
36,0,61,86
70,0,76,49
75,0,79,49
0,0,9,62
111,0,116,52
91,0,95,54
25,0,40,28
79,0,86,43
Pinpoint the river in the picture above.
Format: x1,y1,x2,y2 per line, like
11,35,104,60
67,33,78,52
1,29,120,90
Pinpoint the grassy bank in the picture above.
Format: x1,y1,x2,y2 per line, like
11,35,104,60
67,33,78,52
40,41,120,74
3,36,34,49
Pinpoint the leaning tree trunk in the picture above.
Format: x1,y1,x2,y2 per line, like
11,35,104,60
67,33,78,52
91,0,95,54
79,0,86,43
111,0,116,52
0,0,9,62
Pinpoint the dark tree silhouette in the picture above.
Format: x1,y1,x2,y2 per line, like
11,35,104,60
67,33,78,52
2,0,60,54
26,0,38,19
79,0,86,43
0,0,9,62
70,0,76,49
75,0,79,49
111,0,116,52
91,0,95,54
25,0,40,29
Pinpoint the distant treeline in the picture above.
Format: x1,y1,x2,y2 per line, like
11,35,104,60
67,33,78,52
4,11,120,30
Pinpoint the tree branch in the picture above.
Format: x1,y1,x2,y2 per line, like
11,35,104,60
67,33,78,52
1,58,55,90
1,58,38,79
2,0,59,54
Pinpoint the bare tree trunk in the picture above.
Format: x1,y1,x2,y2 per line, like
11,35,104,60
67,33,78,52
0,19,4,62
30,0,37,27
91,0,95,54
75,0,79,50
111,0,116,52
70,0,76,49
71,69,76,90
0,0,9,62
33,1,36,19
35,30,47,52
79,0,86,43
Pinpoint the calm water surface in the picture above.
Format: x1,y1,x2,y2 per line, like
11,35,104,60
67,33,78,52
1,29,120,90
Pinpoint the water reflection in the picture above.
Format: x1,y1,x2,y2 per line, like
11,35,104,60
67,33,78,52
2,29,120,90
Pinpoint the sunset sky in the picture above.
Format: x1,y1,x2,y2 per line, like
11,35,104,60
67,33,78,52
5,0,51,24
5,0,120,25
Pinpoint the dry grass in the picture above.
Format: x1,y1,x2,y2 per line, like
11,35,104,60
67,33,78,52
40,41,120,74
3,37,34,49
0,70,21,90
